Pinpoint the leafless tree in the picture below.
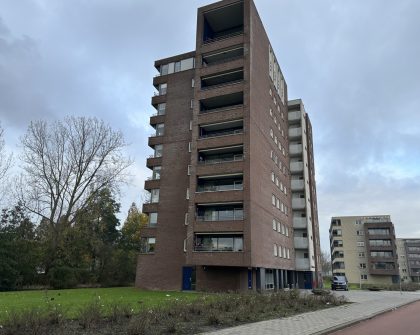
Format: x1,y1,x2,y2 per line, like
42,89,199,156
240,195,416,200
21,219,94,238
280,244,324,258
0,124,12,199
18,117,132,270
320,250,332,276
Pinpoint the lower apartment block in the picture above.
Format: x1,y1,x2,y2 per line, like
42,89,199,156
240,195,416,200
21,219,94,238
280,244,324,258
397,238,420,283
135,0,321,292
330,215,399,286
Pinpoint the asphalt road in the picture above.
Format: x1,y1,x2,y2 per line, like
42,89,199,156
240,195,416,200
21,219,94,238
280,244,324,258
329,300,420,335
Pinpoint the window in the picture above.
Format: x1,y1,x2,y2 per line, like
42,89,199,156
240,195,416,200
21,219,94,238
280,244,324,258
157,103,166,115
174,61,181,72
194,235,243,252
184,213,189,225
281,223,285,235
190,99,194,109
285,227,289,237
155,123,165,136
186,188,190,199
265,269,274,290
361,274,367,280
274,244,278,256
269,108,273,116
270,129,274,138
191,79,195,87
152,166,161,180
183,239,187,252
160,64,169,75
277,221,281,233
154,144,163,157
357,241,365,247
360,263,366,269
149,213,158,227
368,228,390,235
283,247,286,258
187,165,192,176
357,230,364,236
150,189,160,203
287,249,290,259
276,198,280,209
333,240,343,247
188,142,192,152
189,120,193,131
358,252,365,257
140,237,156,253
271,172,275,182
159,83,167,95
272,195,276,206
304,252,309,259
369,239,392,247
275,177,279,187
272,219,277,230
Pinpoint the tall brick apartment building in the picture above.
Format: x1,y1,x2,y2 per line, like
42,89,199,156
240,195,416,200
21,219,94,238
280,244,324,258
136,0,321,291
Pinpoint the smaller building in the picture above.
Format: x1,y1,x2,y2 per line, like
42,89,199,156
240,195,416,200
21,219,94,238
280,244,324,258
330,215,399,286
397,238,420,283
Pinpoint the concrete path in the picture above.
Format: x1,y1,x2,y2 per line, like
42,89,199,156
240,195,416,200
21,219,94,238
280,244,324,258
202,290,420,335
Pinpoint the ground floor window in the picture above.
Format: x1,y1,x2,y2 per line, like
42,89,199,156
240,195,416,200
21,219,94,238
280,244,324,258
265,269,274,290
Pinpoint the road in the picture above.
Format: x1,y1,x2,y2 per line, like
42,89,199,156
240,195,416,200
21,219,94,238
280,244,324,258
330,300,420,335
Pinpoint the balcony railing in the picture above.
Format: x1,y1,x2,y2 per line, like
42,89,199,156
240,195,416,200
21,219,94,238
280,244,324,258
291,180,305,190
293,217,307,229
295,258,310,270
292,198,306,210
289,144,303,155
197,183,243,193
288,111,301,122
198,154,243,165
200,103,243,114
199,128,243,139
203,31,243,44
290,161,304,172
197,210,244,222
294,237,309,249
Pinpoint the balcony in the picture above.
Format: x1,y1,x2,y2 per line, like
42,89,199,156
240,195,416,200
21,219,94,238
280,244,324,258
202,46,244,67
288,110,301,123
202,2,244,44
198,145,243,165
290,161,304,173
146,156,162,169
292,198,306,210
288,127,302,139
194,234,243,252
199,119,243,139
295,258,310,270
293,217,307,229
197,174,243,193
196,204,244,222
289,144,303,156
294,237,309,249
201,68,244,90
291,179,304,191
200,91,243,114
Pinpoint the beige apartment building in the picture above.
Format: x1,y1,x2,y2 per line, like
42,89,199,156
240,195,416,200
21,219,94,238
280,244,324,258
397,238,420,283
330,215,399,285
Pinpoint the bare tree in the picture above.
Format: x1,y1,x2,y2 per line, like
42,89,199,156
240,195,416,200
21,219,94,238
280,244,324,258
320,250,332,276
0,124,12,198
18,117,132,270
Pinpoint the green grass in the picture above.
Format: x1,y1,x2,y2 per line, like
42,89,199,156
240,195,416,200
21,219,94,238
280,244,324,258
0,287,201,321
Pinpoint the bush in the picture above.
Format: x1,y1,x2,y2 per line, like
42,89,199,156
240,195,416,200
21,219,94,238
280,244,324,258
48,266,78,289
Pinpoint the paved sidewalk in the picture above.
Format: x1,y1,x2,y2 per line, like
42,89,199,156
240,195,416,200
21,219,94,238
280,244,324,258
202,290,420,335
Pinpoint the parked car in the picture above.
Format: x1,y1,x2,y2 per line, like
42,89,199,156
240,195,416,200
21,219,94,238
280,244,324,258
331,275,348,291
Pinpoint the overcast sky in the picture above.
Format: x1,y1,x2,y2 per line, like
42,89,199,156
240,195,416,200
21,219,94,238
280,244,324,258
1,0,420,251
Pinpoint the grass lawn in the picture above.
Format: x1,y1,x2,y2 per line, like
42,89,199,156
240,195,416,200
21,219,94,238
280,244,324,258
0,287,200,320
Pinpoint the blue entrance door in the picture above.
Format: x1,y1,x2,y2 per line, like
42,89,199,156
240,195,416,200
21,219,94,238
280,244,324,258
182,267,193,290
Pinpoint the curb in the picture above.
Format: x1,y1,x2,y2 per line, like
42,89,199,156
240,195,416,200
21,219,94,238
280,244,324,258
314,299,420,335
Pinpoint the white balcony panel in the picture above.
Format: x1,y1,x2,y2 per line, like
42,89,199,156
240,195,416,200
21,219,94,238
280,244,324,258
294,237,309,249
